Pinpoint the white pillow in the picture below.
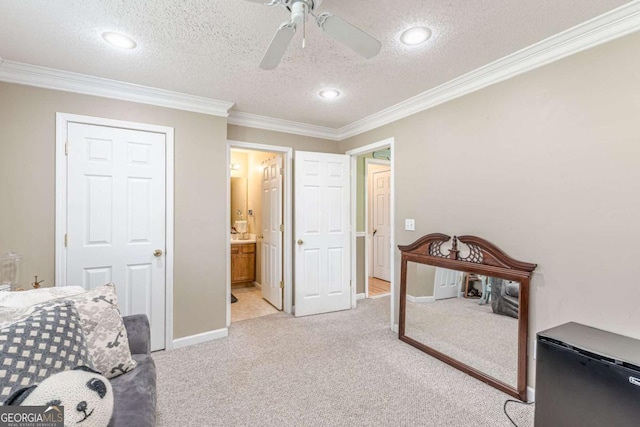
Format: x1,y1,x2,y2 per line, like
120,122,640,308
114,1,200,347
0,286,85,308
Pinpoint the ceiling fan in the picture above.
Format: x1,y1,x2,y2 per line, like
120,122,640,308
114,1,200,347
245,0,382,70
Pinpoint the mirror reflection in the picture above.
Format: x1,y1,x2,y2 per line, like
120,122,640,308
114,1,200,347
230,177,247,227
404,263,520,387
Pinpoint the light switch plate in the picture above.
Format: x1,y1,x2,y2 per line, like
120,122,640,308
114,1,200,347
405,219,415,231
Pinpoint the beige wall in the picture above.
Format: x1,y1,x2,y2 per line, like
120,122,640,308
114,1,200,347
0,82,228,340
339,32,640,386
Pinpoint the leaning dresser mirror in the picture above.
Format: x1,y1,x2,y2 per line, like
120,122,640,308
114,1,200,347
398,233,536,400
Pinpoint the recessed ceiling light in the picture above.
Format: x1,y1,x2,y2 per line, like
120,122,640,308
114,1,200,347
102,32,137,49
400,26,432,46
319,89,340,99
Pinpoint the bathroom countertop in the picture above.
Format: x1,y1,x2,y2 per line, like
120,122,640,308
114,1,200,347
230,234,256,244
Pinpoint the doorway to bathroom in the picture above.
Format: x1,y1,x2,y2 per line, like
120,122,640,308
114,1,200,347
227,141,293,326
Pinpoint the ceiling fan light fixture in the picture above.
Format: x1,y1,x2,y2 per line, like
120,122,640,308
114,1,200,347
319,89,341,99
400,26,432,46
102,32,137,49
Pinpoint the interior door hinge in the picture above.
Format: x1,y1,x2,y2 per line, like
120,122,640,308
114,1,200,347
65,141,68,156
64,234,68,247
279,224,284,232
350,280,352,288
279,281,284,289
279,167,283,175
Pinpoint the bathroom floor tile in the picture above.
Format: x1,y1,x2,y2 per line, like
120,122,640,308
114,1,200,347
231,286,279,323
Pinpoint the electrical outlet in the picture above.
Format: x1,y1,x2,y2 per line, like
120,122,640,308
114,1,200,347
405,218,415,231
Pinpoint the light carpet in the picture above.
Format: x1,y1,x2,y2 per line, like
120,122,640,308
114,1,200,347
153,297,534,426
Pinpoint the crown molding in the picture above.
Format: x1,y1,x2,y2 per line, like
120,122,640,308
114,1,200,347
228,111,340,141
0,59,235,117
337,0,640,140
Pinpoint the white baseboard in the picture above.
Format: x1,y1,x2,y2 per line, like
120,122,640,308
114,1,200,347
527,386,535,403
406,295,435,303
253,281,262,289
370,293,391,299
392,324,399,333
172,328,228,349
356,293,366,300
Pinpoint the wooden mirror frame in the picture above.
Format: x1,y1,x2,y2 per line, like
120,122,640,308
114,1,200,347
398,233,537,400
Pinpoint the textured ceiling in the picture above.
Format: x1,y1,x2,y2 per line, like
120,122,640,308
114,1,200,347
0,0,631,128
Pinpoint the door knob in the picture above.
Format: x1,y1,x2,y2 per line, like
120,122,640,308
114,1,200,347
297,239,304,245
258,234,264,239
154,249,163,257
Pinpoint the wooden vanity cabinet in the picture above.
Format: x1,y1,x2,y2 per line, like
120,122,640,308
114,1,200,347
231,243,256,284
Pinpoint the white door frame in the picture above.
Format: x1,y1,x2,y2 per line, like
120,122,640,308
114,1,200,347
226,140,293,327
55,112,175,350
346,137,396,331
364,158,391,298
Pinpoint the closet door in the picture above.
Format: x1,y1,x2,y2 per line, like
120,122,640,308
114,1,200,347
66,122,166,351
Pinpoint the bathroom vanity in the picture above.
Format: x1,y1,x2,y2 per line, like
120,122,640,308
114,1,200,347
231,240,256,284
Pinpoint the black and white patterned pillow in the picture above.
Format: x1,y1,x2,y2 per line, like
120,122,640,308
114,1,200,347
0,300,94,404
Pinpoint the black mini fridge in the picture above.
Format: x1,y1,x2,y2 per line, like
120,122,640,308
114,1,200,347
535,322,640,427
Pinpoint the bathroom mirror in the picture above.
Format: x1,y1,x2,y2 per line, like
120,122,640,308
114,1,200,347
398,234,536,400
230,177,247,227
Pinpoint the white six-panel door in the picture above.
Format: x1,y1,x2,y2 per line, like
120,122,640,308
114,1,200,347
434,267,463,300
66,122,166,351
261,156,283,310
294,151,351,317
372,168,391,282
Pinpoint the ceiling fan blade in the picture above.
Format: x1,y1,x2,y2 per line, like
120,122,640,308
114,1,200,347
316,13,381,59
260,22,296,70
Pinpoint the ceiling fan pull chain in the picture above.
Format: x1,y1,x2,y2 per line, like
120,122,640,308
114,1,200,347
302,3,307,48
